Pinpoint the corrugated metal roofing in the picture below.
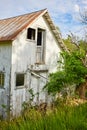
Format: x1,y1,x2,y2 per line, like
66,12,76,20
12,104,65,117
0,9,47,41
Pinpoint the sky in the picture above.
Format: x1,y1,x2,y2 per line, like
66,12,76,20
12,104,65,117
0,0,87,38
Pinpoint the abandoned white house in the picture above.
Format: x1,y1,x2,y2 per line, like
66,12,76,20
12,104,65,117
0,9,66,117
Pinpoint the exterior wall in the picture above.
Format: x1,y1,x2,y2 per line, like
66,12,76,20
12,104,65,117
32,16,62,72
11,16,62,116
0,42,12,118
30,72,48,105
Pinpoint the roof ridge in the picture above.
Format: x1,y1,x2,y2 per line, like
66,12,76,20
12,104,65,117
0,8,47,21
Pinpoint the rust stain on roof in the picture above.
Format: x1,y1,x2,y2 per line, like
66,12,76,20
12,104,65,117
0,9,47,41
0,9,67,51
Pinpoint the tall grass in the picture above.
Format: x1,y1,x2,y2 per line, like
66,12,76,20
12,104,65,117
0,103,87,130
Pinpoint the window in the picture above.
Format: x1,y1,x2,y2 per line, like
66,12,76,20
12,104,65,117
37,29,42,46
27,28,35,40
36,28,46,63
0,72,4,88
16,73,24,87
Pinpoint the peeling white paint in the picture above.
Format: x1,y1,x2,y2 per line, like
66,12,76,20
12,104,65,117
0,42,12,118
0,15,62,117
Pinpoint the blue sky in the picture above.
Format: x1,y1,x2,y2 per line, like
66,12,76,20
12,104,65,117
0,0,87,38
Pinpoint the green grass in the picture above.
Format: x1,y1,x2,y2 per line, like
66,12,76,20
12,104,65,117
0,103,87,130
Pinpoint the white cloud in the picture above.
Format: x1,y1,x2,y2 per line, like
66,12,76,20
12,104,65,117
82,0,87,5
0,0,85,38
74,4,80,12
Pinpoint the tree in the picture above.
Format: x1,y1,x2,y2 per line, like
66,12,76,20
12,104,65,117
79,9,87,25
44,50,87,96
45,9,87,98
63,36,77,51
79,9,87,41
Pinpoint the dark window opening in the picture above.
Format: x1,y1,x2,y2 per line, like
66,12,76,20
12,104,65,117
36,28,46,63
16,74,24,87
27,28,35,40
37,29,42,46
0,73,4,88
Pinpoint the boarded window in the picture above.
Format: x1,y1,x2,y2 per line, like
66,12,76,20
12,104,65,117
27,28,35,40
0,73,4,88
16,73,24,87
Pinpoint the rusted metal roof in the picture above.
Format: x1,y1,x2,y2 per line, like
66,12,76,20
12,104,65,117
0,9,68,51
0,9,47,41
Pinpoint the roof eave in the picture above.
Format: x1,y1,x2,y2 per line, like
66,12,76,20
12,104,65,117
44,12,68,52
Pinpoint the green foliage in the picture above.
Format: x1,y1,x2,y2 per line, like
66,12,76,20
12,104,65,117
44,50,87,95
1,103,87,130
79,40,87,52
63,37,87,53
63,51,87,84
63,37,77,51
28,88,35,101
22,88,35,111
45,71,66,94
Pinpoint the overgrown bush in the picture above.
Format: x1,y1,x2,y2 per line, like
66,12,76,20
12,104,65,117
44,51,87,97
0,103,87,130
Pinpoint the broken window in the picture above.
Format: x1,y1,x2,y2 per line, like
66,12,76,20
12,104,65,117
27,28,35,40
36,28,46,63
0,72,4,88
16,73,24,87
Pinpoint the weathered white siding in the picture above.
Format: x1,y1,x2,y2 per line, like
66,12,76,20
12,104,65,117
10,15,62,116
0,42,12,118
30,72,48,104
31,16,62,72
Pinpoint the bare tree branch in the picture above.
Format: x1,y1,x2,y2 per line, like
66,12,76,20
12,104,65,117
79,9,87,24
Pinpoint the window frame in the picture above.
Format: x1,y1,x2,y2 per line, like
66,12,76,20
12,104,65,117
27,28,36,41
36,28,46,64
15,73,25,89
0,72,5,88
37,29,43,46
